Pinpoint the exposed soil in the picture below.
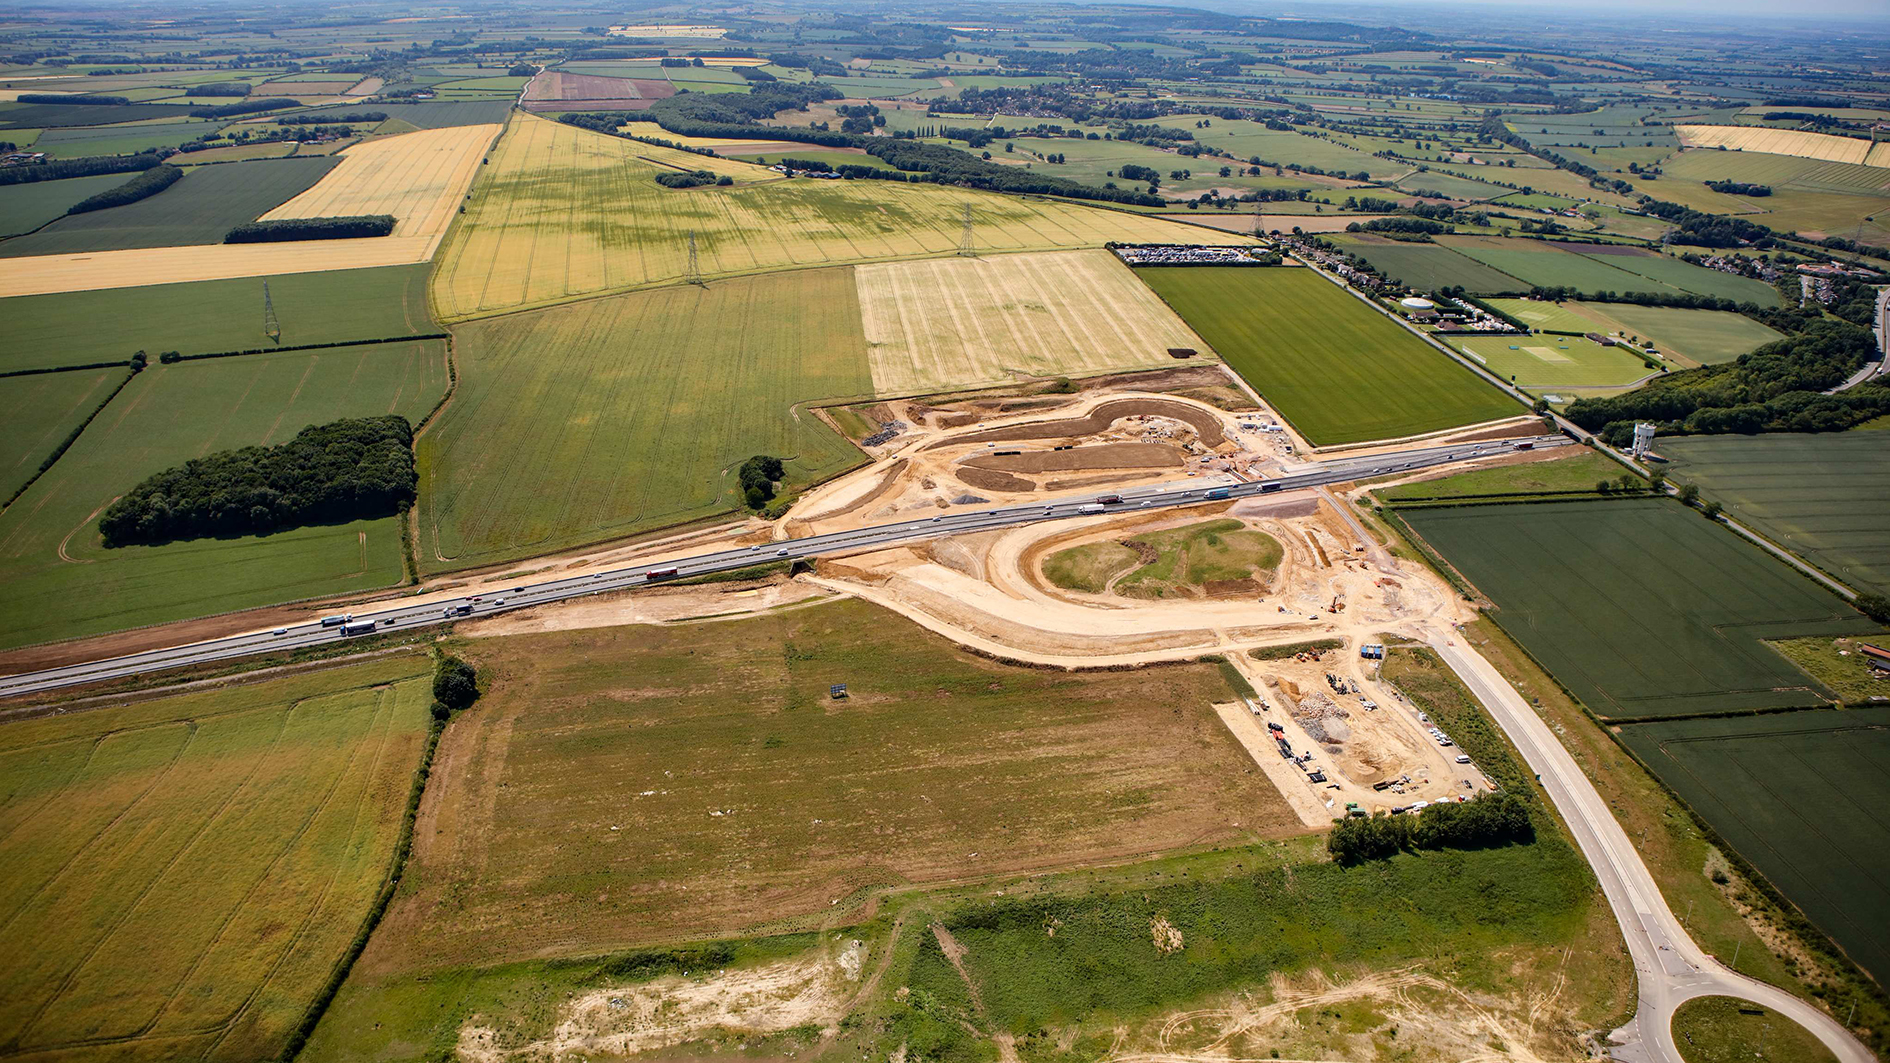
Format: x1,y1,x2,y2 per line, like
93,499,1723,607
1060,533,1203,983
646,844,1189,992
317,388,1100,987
948,397,1228,449
963,442,1186,474
957,468,1037,493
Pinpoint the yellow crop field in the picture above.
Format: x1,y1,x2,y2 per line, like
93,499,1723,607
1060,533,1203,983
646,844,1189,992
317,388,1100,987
1674,125,1890,168
259,123,500,243
0,236,437,296
857,250,1211,394
0,655,433,1063
432,113,1240,320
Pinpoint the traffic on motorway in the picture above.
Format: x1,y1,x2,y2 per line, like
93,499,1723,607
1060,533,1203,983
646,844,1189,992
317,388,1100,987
0,434,1567,698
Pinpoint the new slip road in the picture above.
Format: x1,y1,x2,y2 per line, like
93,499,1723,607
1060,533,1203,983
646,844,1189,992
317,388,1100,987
1433,637,1873,1063
0,434,1567,698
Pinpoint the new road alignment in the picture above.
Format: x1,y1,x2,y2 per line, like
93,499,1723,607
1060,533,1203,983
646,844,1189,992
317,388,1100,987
1434,638,1874,1063
0,434,1568,698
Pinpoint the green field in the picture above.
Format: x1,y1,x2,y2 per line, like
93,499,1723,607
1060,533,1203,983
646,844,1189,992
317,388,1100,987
1672,997,1838,1063
1134,267,1521,445
1456,333,1653,393
1154,115,1397,178
0,172,133,236
30,120,225,158
0,343,446,649
0,264,437,373
1441,237,1782,306
0,155,338,256
0,368,124,500
1375,449,1631,503
1326,234,1529,294
1657,148,1890,245
1659,433,1890,597
419,269,871,572
1485,299,1783,366
0,654,433,1063
1403,498,1876,719
1619,708,1890,986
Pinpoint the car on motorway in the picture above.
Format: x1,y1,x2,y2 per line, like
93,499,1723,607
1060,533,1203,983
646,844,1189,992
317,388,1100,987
272,628,288,635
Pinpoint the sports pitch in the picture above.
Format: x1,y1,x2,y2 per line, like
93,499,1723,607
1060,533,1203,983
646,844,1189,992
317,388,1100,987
1618,707,1890,986
1486,299,1783,366
1659,432,1890,597
1455,334,1653,394
1402,498,1876,719
418,269,871,572
0,654,432,1063
1134,266,1521,445
0,343,447,649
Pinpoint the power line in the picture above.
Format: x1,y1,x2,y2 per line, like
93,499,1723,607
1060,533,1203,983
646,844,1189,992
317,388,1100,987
683,230,702,285
958,202,976,257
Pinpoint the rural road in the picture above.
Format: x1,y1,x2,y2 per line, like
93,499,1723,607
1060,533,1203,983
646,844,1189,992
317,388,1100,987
0,435,1567,699
1431,636,1873,1063
1828,286,1890,394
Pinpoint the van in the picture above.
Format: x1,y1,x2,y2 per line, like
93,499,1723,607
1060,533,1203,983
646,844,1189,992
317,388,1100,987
1455,754,1471,764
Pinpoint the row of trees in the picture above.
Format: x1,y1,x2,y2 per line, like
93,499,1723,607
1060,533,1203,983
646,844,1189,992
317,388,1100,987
0,152,161,186
1327,793,1534,865
188,97,299,119
66,164,181,215
860,139,1165,207
184,81,252,97
99,416,418,548
224,215,395,242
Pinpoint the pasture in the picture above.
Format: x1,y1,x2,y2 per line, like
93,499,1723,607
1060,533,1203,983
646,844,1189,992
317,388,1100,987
431,113,1231,320
259,123,500,248
0,172,133,236
1485,299,1782,366
0,156,340,257
1455,334,1652,394
1441,237,1781,305
855,250,1208,394
1325,234,1527,294
0,368,123,500
1618,707,1890,987
1402,498,1876,719
419,269,871,572
1659,432,1890,597
0,342,446,649
0,264,436,373
1375,449,1630,504
353,598,1283,972
0,654,432,1063
1134,267,1520,445
1153,115,1397,178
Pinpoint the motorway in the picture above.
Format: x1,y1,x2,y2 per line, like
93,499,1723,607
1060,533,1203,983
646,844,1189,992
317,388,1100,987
1434,637,1874,1063
0,434,1569,700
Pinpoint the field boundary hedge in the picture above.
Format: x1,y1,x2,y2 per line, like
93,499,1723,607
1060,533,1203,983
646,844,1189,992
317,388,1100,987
2,367,134,509
225,215,395,242
0,334,450,380
277,663,446,1063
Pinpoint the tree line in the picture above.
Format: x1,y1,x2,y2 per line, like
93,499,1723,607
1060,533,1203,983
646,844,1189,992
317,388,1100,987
66,164,182,214
0,152,162,186
17,92,129,105
188,97,300,119
99,415,418,548
1565,320,1890,443
1327,792,1534,865
225,215,396,242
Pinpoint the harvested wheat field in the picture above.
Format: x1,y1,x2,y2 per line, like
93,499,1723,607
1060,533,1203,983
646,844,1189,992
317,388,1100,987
856,250,1212,394
260,123,500,243
1674,125,1890,168
0,236,438,297
432,113,1238,320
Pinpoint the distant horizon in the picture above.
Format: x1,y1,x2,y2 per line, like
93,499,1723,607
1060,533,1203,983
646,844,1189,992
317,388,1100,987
1122,0,1890,29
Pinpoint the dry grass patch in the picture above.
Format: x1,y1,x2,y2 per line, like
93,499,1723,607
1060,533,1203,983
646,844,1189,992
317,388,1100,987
856,250,1211,394
360,598,1288,975
0,236,440,297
